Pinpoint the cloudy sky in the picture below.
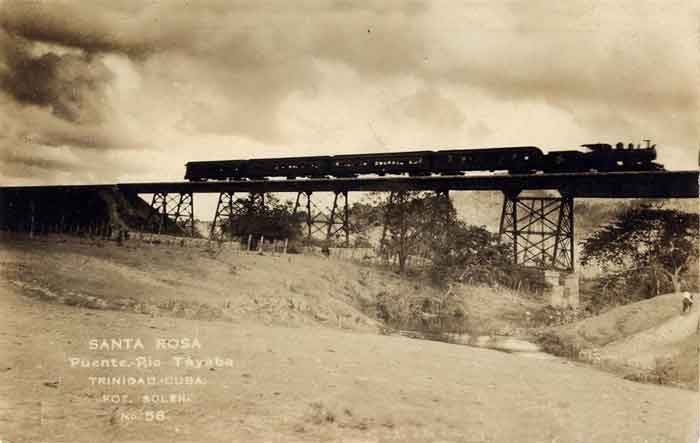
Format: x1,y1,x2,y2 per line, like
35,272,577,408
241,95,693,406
0,0,698,186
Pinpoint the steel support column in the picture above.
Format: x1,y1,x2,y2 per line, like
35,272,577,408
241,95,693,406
499,191,574,271
147,192,195,236
325,191,350,246
210,192,236,240
294,192,342,242
173,193,195,237
210,192,265,241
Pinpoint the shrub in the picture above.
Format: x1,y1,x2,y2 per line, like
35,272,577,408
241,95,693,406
535,331,580,359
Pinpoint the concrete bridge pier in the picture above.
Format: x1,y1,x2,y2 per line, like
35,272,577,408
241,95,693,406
543,270,580,309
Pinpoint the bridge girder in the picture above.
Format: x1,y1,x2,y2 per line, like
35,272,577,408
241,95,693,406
111,171,699,199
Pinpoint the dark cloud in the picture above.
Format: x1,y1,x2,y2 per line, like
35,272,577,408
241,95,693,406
0,3,147,183
0,150,77,174
0,146,141,183
0,0,430,146
0,30,113,124
0,1,156,57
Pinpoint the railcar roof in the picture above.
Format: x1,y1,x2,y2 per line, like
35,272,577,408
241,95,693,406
437,146,542,153
249,155,331,161
185,159,247,165
332,150,433,158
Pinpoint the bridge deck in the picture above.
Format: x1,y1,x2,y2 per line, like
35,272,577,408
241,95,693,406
0,171,697,198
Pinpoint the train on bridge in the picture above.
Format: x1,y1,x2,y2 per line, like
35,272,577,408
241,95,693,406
184,142,663,181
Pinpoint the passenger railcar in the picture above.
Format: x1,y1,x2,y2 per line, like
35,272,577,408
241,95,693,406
184,160,247,181
246,156,330,179
331,151,433,177
432,147,544,174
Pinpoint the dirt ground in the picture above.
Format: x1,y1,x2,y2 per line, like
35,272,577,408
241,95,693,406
547,292,700,389
1,283,698,442
1,237,699,442
0,236,542,337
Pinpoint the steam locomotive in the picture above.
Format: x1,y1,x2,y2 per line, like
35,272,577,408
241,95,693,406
184,142,662,181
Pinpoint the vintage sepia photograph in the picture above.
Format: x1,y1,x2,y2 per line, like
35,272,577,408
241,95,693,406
0,1,698,442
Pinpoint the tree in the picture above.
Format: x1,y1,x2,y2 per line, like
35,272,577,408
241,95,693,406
581,203,698,298
346,200,383,246
374,190,513,283
427,221,513,287
228,194,303,242
379,191,454,274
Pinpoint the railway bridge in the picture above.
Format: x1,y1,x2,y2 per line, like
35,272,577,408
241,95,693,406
0,170,697,274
